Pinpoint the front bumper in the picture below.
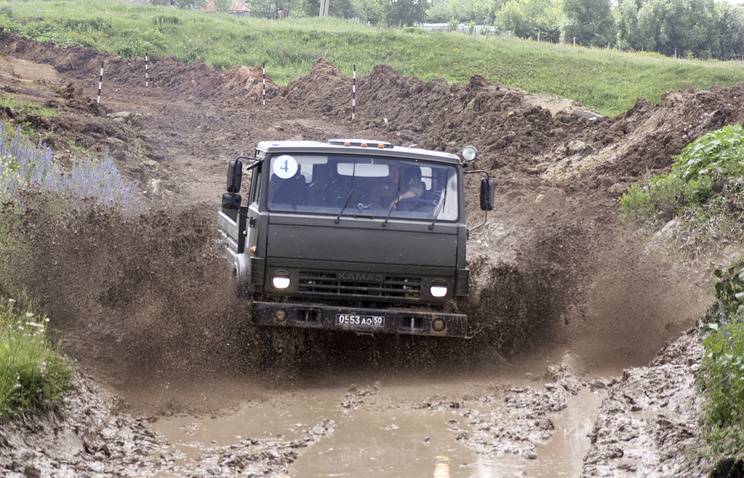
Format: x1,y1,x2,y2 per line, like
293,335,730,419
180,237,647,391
252,301,469,338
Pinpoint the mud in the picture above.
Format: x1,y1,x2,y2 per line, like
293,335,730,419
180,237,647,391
583,329,711,476
0,30,742,476
0,371,165,477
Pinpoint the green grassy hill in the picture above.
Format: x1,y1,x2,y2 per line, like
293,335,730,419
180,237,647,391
1,0,744,116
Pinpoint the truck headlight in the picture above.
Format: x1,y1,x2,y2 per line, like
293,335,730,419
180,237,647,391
272,275,290,289
430,285,448,298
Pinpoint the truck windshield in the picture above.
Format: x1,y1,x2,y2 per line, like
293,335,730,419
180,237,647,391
267,154,459,221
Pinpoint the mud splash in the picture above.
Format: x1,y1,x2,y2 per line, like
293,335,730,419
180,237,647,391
0,197,253,385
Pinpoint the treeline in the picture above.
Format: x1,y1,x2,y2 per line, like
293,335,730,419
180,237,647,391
155,0,744,59
153,0,424,26
428,0,744,59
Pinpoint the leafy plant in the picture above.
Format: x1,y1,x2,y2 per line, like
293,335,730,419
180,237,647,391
620,125,743,226
0,297,71,420
673,124,744,182
700,259,744,460
713,262,744,320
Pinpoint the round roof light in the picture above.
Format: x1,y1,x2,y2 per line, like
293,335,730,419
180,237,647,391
461,145,478,162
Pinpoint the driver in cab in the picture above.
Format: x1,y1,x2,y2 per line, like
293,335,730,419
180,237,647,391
376,163,424,208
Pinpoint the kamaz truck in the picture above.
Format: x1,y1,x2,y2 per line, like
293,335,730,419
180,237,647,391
218,139,494,338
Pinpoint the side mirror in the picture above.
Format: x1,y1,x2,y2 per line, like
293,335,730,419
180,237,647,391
479,178,496,211
226,159,243,193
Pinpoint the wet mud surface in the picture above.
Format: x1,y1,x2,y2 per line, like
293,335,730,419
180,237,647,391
0,31,742,476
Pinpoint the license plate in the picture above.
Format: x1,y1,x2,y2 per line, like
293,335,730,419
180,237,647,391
335,313,385,329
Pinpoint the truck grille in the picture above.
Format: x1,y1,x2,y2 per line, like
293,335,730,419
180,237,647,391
298,270,422,299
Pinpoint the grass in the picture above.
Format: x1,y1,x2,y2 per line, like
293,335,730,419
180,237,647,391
0,296,71,420
0,1,743,116
0,96,57,119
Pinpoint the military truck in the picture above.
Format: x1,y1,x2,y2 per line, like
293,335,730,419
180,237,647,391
218,139,494,338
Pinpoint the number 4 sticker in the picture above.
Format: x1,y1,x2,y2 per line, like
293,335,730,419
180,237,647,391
273,155,298,179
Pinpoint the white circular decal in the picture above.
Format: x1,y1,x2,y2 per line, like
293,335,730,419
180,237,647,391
273,155,298,179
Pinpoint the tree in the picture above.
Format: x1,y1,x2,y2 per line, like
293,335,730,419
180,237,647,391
497,0,561,42
384,0,427,25
616,0,642,50
561,0,616,46
717,6,744,59
354,0,385,23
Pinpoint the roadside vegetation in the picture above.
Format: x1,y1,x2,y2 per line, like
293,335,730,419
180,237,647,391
620,124,744,246
2,0,744,116
0,96,57,119
700,260,744,464
0,297,71,420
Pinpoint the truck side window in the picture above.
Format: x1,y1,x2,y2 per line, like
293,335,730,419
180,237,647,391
250,165,262,205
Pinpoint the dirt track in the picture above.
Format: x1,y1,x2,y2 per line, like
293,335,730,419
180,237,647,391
1,32,743,476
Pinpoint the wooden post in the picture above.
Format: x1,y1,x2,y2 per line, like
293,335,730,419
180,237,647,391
97,61,104,104
352,64,356,122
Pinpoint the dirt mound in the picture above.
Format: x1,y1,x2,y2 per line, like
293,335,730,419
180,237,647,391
283,62,604,184
282,58,348,115
222,65,277,101
0,32,241,102
546,85,744,188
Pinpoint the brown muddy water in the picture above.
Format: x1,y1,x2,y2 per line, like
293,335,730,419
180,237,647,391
111,351,610,478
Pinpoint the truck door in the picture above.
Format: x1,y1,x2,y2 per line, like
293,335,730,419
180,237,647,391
218,159,246,261
245,163,262,254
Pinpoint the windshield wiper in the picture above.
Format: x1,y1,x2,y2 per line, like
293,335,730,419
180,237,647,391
382,166,404,227
335,163,357,224
428,183,448,230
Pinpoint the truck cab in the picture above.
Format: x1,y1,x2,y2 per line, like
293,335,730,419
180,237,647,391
218,139,494,338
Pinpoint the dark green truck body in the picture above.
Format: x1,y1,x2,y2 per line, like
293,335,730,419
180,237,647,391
218,140,481,338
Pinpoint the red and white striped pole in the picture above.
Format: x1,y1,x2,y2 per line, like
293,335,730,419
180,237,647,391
97,61,104,104
145,55,149,87
262,65,266,106
352,64,356,122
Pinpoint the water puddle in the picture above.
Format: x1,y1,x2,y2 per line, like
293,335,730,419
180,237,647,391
291,408,480,477
487,388,605,477
150,387,343,460
123,354,607,477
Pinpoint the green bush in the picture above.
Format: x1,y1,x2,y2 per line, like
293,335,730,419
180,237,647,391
0,297,71,420
673,124,744,181
700,260,744,459
620,125,742,224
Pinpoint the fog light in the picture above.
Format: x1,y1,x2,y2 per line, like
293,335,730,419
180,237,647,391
275,309,287,322
272,276,290,289
432,318,446,332
430,285,448,298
